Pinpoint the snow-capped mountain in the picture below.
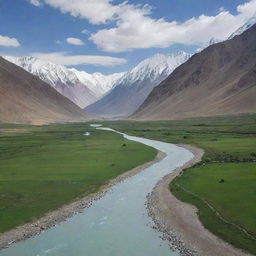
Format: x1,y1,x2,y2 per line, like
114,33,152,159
70,68,125,96
229,16,256,39
196,15,256,53
3,56,124,108
86,51,191,118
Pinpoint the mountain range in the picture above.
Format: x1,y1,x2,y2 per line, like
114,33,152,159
3,56,124,109
1,16,256,124
5,52,192,119
0,57,90,125
132,23,256,120
86,51,191,118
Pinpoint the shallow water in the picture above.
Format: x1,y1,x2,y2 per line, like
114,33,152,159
0,128,193,256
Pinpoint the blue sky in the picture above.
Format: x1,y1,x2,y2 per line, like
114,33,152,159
0,0,255,74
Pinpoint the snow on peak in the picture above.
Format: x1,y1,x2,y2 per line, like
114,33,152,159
70,68,125,95
86,50,191,118
208,38,221,45
229,16,256,39
120,51,191,86
4,56,124,94
3,55,125,108
4,56,81,88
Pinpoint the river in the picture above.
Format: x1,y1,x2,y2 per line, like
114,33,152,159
0,127,193,256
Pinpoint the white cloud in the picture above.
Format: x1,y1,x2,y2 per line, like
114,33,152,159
42,0,119,25
81,29,90,35
219,7,225,12
66,37,85,46
0,35,20,47
31,52,127,66
30,0,256,52
29,0,42,7
90,0,256,52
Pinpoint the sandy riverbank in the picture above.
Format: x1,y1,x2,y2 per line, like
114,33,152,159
0,150,166,250
147,144,252,256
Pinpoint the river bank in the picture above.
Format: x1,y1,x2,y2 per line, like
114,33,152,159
147,144,252,256
0,150,166,250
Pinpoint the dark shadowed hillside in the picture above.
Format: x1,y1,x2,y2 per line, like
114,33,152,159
0,57,91,124
132,24,256,120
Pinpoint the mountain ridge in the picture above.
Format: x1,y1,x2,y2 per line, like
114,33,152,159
131,23,256,120
86,51,191,118
3,56,124,108
0,57,90,125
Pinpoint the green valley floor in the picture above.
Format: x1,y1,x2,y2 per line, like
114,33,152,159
106,114,256,255
0,123,156,233
1,114,255,255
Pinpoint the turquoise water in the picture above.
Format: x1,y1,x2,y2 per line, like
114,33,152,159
0,128,193,256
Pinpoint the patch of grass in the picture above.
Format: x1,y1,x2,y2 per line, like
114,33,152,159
0,123,156,233
171,163,256,254
106,114,256,254
104,114,256,162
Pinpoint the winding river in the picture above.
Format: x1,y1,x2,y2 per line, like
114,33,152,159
0,127,193,256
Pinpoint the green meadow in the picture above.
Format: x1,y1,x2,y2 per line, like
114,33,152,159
1,115,255,254
0,123,156,233
106,114,256,255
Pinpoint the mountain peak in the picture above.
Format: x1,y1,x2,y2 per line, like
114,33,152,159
127,51,191,83
132,18,256,121
228,15,256,39
3,55,125,108
86,50,191,118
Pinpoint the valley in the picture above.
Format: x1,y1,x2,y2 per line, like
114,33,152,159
106,114,256,255
0,2,256,256
0,114,255,255
0,122,156,235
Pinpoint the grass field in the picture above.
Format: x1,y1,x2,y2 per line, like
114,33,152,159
0,123,156,233
106,114,256,255
1,115,255,254
171,163,256,254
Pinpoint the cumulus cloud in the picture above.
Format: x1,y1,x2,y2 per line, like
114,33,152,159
90,0,256,52
41,0,119,24
0,35,20,47
66,37,85,46
219,7,225,12
30,0,256,52
29,0,42,7
81,29,90,35
31,52,127,66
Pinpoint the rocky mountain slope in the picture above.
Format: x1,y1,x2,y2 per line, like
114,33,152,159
3,56,124,108
86,51,191,118
132,24,256,120
0,57,90,124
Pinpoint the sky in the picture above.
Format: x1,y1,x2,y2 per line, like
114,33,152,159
0,0,256,74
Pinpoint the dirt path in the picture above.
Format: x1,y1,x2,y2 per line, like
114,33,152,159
148,144,252,256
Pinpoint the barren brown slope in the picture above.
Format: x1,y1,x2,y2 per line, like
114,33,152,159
0,57,90,124
132,24,256,120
